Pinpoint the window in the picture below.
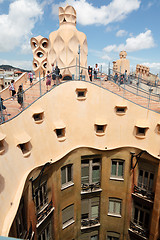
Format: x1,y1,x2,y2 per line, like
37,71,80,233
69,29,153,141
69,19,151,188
33,112,44,123
80,231,99,240
115,106,127,115
62,204,74,229
106,232,120,240
81,156,101,185
55,128,65,138
61,164,73,188
95,124,107,136
108,198,121,217
135,126,148,138
138,169,154,192
38,221,52,240
18,141,32,156
34,180,48,212
133,202,150,229
76,88,87,100
78,91,85,97
111,160,124,179
91,236,98,240
81,197,100,225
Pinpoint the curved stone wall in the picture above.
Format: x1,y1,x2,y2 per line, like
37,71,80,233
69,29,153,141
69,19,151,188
0,81,159,235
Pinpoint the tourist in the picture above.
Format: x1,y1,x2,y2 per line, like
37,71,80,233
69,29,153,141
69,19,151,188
0,98,9,122
94,63,99,79
9,80,16,100
28,71,33,86
113,72,118,83
88,66,92,81
17,85,25,110
55,65,60,84
124,70,127,83
0,98,7,113
52,63,56,85
46,71,51,91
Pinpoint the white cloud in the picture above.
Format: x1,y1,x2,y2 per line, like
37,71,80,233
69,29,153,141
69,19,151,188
101,55,111,61
124,30,155,51
52,0,141,26
103,30,155,53
0,0,43,52
116,29,128,37
0,0,4,3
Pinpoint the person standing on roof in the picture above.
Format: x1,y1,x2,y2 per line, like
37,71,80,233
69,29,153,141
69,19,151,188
55,65,60,84
28,71,33,86
51,63,56,85
88,66,92,81
46,71,51,91
9,80,16,100
17,85,25,110
94,63,99,79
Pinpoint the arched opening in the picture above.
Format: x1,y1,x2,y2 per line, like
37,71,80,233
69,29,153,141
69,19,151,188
42,42,48,48
63,75,72,80
37,52,44,58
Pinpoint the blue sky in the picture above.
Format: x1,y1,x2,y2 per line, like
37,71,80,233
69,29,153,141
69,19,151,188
0,0,160,74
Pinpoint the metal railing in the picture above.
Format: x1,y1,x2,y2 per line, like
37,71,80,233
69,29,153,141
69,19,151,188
81,217,99,228
133,185,154,201
0,65,159,125
129,221,149,238
81,182,100,192
107,68,160,102
37,200,53,224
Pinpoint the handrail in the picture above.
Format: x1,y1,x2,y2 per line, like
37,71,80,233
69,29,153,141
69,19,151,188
0,65,159,125
106,69,160,101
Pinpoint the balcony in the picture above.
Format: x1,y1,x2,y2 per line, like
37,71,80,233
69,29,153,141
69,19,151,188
81,182,102,194
36,200,54,228
132,185,154,202
24,224,34,240
129,221,149,239
81,217,100,230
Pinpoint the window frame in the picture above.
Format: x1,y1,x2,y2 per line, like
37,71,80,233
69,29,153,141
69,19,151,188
110,159,124,180
34,179,48,213
62,204,74,229
81,197,100,221
133,202,150,230
81,156,101,186
108,198,122,217
61,164,73,190
138,168,154,192
38,220,53,240
107,232,120,240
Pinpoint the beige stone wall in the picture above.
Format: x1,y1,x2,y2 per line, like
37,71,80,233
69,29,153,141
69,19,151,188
0,81,159,236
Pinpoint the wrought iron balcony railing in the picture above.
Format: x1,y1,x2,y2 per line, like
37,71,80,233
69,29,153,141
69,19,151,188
129,221,149,239
133,185,154,201
37,200,53,224
81,182,100,193
24,223,34,240
81,217,99,228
